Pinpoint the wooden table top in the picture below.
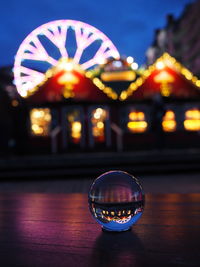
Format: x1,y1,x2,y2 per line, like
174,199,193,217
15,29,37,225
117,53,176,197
0,193,199,266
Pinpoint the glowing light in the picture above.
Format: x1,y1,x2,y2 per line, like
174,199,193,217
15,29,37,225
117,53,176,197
120,91,127,100
126,56,134,64
64,62,73,71
154,71,174,83
162,110,176,132
91,77,117,99
184,109,200,131
71,121,82,139
97,121,104,129
196,80,200,87
93,108,105,119
97,57,106,65
58,73,79,84
136,77,143,86
156,61,165,70
129,111,144,121
120,52,200,101
101,70,136,82
20,90,28,97
113,61,122,68
11,100,19,107
30,108,51,136
127,121,147,132
131,62,138,70
14,19,120,97
92,108,107,142
128,111,147,133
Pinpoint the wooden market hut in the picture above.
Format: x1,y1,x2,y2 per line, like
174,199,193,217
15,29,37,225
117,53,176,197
118,53,200,149
21,54,200,153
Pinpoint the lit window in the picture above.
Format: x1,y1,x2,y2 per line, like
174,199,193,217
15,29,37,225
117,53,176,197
127,111,147,133
162,110,176,132
30,108,51,136
184,108,200,131
91,108,107,142
67,110,82,144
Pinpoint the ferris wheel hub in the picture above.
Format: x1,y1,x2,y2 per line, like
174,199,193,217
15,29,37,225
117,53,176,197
14,19,120,97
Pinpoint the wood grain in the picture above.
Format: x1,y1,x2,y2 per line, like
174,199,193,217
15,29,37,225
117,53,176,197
0,193,199,266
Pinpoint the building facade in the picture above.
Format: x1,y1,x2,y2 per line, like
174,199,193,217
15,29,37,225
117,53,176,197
0,19,200,155
4,54,199,154
146,0,200,77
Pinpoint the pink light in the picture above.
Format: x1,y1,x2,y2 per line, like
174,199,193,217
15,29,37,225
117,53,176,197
20,66,45,78
43,25,68,58
14,19,120,97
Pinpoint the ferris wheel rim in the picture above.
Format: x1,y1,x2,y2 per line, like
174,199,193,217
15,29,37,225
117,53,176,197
14,19,120,97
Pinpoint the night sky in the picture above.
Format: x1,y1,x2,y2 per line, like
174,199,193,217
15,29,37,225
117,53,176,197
0,0,193,67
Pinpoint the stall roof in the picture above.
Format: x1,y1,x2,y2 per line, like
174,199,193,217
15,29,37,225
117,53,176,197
119,53,200,101
27,63,115,104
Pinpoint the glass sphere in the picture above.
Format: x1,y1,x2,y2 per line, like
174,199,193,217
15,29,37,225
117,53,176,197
88,170,145,232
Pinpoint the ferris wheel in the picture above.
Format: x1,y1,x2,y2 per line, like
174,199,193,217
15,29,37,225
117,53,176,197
14,19,120,97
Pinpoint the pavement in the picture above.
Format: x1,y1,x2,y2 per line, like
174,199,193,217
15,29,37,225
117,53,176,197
0,172,199,194
0,148,199,179
0,148,199,194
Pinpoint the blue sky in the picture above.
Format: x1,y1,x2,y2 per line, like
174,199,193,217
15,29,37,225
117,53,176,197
0,0,194,67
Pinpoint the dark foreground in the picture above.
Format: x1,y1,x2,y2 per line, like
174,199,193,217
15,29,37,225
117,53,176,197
0,192,199,267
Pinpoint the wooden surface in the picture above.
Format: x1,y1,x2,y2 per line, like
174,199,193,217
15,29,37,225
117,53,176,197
0,193,199,266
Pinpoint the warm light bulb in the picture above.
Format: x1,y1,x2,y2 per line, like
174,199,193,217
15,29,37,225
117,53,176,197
64,62,74,72
131,62,138,70
127,56,134,64
156,61,165,70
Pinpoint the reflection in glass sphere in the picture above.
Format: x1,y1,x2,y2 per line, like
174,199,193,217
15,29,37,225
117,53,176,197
88,170,145,232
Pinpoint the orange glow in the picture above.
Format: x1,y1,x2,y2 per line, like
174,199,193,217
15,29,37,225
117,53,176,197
92,108,107,142
71,121,82,140
127,121,147,133
128,111,147,133
129,111,144,121
154,71,175,96
184,109,200,131
67,111,82,143
162,110,176,132
101,70,136,82
156,61,165,70
30,108,51,136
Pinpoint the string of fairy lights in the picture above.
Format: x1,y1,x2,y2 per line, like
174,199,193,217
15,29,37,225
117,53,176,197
17,52,200,100
119,53,200,101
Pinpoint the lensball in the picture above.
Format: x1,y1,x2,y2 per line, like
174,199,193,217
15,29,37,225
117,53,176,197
88,170,145,232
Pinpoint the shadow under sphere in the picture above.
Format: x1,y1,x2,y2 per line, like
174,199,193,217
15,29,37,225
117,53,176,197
89,230,146,267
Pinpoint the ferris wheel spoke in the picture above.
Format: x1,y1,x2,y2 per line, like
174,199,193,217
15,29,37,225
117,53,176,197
81,58,99,70
81,43,116,69
46,56,58,66
74,36,100,64
20,66,44,77
95,43,109,58
81,42,110,69
77,29,97,48
23,36,58,66
14,20,120,97
73,47,84,64
22,53,58,66
19,66,45,84
43,25,68,58
102,49,119,59
74,26,98,63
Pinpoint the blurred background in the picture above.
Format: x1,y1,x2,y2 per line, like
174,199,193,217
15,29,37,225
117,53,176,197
0,0,199,192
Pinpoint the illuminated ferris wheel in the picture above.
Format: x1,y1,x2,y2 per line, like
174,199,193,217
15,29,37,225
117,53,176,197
14,19,120,97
